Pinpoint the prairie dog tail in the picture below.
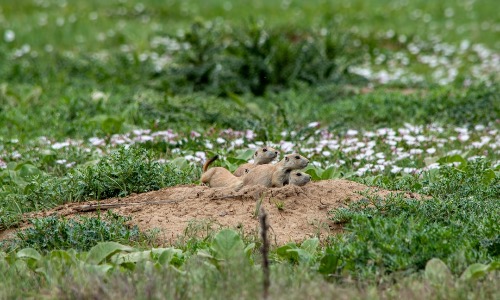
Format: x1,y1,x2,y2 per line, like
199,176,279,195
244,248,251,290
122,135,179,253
203,155,219,172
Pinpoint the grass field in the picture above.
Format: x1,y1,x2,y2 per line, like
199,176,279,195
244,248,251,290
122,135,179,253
1,0,499,298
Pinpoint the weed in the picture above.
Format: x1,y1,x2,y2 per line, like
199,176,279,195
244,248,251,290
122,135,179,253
328,160,500,277
274,200,285,211
4,211,142,253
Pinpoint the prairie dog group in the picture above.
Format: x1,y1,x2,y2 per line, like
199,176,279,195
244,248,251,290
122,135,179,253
200,147,311,190
242,153,309,188
233,146,279,177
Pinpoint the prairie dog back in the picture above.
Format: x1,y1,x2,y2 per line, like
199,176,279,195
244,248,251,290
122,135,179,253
200,155,243,190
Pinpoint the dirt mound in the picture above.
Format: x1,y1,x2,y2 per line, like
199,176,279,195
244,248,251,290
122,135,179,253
4,180,421,245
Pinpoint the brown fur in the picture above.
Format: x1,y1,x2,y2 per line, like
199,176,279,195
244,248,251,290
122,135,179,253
200,155,243,190
242,153,309,188
233,147,280,177
289,171,311,186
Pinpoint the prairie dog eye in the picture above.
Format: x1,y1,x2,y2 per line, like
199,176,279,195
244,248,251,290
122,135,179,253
275,151,278,155
294,155,300,159
262,148,268,152
296,173,302,176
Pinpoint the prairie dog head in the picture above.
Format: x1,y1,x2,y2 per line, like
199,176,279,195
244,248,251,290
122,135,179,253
289,171,311,186
281,153,309,170
253,146,279,165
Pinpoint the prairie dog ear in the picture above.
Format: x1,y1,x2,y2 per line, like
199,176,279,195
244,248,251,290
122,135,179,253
285,156,289,161
254,151,258,156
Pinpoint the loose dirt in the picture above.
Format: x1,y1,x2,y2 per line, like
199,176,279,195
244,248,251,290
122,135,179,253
2,180,422,246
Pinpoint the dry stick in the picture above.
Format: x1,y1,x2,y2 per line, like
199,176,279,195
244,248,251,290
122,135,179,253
73,199,180,212
259,207,270,300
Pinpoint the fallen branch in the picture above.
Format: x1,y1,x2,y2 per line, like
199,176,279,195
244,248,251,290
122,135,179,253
73,199,180,212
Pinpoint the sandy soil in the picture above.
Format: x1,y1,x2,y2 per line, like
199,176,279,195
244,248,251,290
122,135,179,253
1,180,421,246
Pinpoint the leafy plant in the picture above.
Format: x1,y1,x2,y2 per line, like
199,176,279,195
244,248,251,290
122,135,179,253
156,21,363,96
7,212,143,252
197,229,255,269
327,160,499,277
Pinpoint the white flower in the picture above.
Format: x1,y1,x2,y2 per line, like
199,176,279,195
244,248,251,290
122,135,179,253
233,138,244,146
409,149,423,155
403,167,416,174
458,134,470,142
204,141,213,149
391,166,402,173
216,138,225,144
245,130,255,140
346,129,358,136
52,142,70,149
89,137,105,146
280,141,294,153
312,161,322,167
427,163,440,170
307,121,320,128
426,148,436,154
91,91,107,101
4,30,15,42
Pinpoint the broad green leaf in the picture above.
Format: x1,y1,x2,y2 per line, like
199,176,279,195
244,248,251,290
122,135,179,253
16,248,42,261
488,261,500,271
304,167,322,181
226,156,247,166
482,169,496,185
425,258,452,284
223,161,238,172
300,238,319,256
211,229,245,260
460,263,490,281
276,243,298,262
49,250,74,264
286,248,313,265
111,250,151,265
437,155,467,166
81,262,114,275
235,149,256,161
321,167,339,180
197,249,216,260
170,157,190,170
318,249,339,275
244,243,255,258
86,242,135,265
16,163,41,180
154,248,183,266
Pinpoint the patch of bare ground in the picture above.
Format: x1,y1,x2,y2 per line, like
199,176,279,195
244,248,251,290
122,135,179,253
1,180,424,246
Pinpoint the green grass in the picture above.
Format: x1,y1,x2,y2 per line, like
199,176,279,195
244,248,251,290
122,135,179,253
0,147,195,229
0,0,499,298
3,211,146,253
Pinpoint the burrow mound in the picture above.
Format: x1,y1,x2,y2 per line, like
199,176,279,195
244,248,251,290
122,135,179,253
4,180,422,245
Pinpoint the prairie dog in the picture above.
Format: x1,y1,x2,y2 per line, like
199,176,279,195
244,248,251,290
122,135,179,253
242,153,309,188
288,171,311,186
200,155,243,190
233,147,280,177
